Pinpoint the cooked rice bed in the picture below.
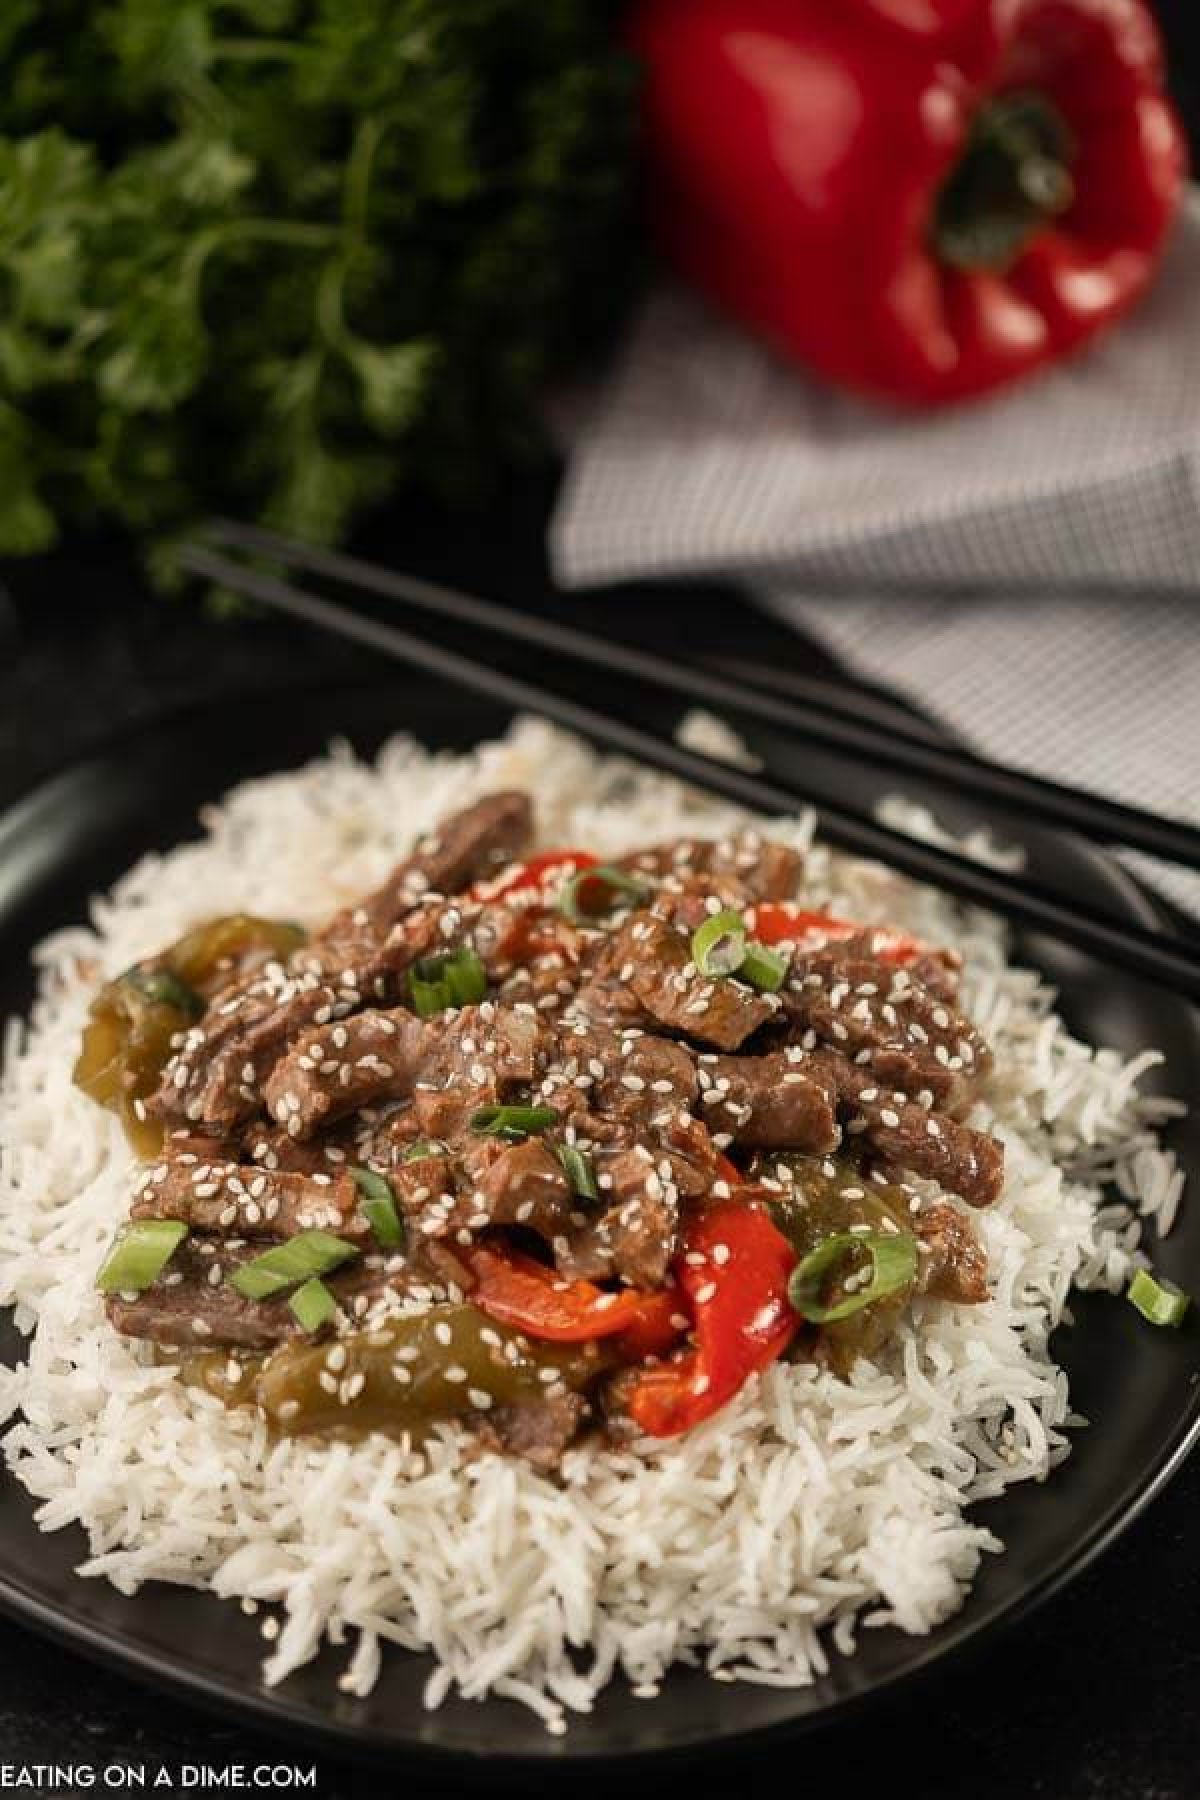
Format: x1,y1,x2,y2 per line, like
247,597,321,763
0,718,1183,1731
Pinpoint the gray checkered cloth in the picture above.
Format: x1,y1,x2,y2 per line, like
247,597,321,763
551,195,1200,916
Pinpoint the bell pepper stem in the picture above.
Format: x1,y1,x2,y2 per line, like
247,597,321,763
932,90,1076,271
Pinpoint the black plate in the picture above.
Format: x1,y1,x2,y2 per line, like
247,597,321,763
1,673,1197,1768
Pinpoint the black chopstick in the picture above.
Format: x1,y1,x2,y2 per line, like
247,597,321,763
179,540,1200,1003
199,517,1200,873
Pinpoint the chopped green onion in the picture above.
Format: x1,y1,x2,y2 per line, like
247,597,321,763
408,946,487,1018
690,910,788,990
1128,1266,1190,1328
469,1104,559,1142
351,1166,392,1203
788,1230,918,1323
559,864,648,926
402,1139,444,1162
739,940,788,993
289,1277,337,1333
121,966,203,1016
96,1219,188,1294
691,909,747,978
364,1194,404,1249
558,1144,599,1201
231,1229,359,1301
352,1167,405,1249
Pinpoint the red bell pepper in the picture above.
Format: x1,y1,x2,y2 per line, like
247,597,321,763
748,903,923,964
466,1243,683,1350
627,1199,799,1437
628,0,1186,406
472,849,597,903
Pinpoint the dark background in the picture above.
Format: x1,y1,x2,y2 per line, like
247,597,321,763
3,8,1200,1795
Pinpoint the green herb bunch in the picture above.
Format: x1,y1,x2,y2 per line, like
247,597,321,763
0,0,638,562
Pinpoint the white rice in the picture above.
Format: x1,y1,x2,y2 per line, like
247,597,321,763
0,716,1185,1732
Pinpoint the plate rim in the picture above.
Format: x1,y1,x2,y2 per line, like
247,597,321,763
1,684,1197,1768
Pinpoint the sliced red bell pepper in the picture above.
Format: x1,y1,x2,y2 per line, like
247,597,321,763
471,849,598,904
748,903,923,965
474,849,600,966
610,1288,689,1362
629,0,1186,407
465,1243,682,1348
627,1199,799,1438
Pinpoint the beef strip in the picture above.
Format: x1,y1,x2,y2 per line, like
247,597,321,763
152,796,533,1132
566,971,657,1033
160,1130,239,1165
338,791,532,938
131,1158,366,1240
265,1008,425,1136
235,890,531,1113
556,1171,678,1288
542,1020,698,1136
409,1088,476,1143
106,1236,308,1351
466,1139,574,1239
470,1389,589,1471
823,932,962,1005
619,830,803,902
410,1003,541,1133
383,1146,566,1296
906,951,962,1004
493,918,592,1016
815,1052,1005,1209
388,1147,457,1221
239,1119,358,1176
388,1139,576,1253
535,1021,725,1285
292,898,443,992
697,1050,840,1151
611,912,781,1051
152,969,350,1133
265,1002,540,1140
108,1235,422,1351
914,1200,989,1303
298,887,529,998
440,1001,543,1084
347,1104,433,1170
785,950,991,1114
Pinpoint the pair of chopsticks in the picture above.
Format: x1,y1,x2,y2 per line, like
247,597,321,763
179,520,1200,1004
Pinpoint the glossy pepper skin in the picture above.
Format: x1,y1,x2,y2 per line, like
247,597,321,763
627,1198,799,1437
466,1243,684,1352
472,849,597,903
628,0,1187,406
747,903,923,963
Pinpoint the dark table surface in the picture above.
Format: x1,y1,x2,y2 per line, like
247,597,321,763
2,480,1199,1800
